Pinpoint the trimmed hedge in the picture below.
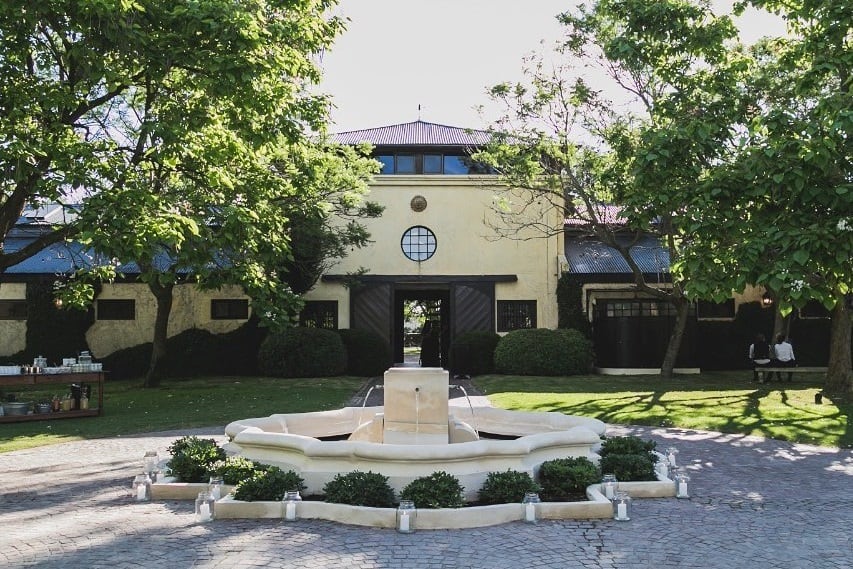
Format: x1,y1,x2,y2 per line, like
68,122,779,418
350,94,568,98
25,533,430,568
494,328,593,376
449,331,501,376
258,327,346,378
538,457,600,501
337,328,392,376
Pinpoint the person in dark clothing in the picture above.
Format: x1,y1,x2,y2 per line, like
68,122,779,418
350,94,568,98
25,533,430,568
419,320,441,367
749,333,772,383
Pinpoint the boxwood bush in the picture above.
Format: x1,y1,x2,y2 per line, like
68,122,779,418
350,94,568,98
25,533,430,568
322,470,397,508
209,456,266,485
449,331,501,376
598,435,658,482
494,328,593,376
233,467,305,502
258,327,347,378
538,457,600,501
477,470,541,505
400,471,465,509
337,328,392,376
166,436,226,482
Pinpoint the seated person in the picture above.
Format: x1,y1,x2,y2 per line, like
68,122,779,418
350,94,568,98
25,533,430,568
749,333,772,382
771,333,796,381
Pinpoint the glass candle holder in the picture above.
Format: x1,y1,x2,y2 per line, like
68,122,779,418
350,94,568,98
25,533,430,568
601,474,618,500
655,458,670,479
674,469,691,499
665,447,679,468
208,477,224,501
396,500,417,533
143,451,160,481
613,492,632,521
283,490,302,521
132,473,152,502
522,492,540,524
195,491,215,522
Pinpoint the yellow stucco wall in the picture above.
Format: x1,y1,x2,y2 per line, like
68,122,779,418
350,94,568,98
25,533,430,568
86,283,250,357
304,175,563,329
0,283,27,356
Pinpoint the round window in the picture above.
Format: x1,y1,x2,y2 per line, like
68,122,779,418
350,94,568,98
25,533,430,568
401,226,437,262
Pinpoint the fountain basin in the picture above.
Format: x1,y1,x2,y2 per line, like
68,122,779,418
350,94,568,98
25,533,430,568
224,406,605,501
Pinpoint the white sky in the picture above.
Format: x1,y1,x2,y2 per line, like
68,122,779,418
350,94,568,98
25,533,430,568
320,0,787,133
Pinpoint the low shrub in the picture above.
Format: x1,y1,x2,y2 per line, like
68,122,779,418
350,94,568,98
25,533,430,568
493,328,593,376
209,456,265,485
538,457,600,501
337,329,392,376
598,454,657,482
322,470,397,508
233,467,306,502
477,470,541,505
257,327,347,378
166,436,226,483
449,331,501,376
400,471,465,509
599,436,658,463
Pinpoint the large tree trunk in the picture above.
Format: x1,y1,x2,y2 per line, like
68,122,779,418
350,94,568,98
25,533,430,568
660,297,690,378
824,296,852,401
143,281,174,388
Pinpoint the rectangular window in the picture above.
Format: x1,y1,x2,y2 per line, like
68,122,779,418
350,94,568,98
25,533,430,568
442,155,469,174
423,154,443,173
376,155,394,174
395,154,415,173
697,299,735,319
97,299,135,320
0,300,27,320
211,299,249,320
300,300,338,329
497,300,537,332
604,300,677,317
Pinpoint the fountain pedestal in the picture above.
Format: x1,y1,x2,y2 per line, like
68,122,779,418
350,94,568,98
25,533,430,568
383,367,449,445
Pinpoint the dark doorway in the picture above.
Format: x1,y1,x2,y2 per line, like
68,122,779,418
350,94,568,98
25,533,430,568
394,287,450,367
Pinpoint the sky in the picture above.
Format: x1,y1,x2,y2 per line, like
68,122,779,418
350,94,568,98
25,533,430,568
320,0,787,133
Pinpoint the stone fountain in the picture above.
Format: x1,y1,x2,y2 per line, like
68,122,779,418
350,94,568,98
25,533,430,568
224,367,605,502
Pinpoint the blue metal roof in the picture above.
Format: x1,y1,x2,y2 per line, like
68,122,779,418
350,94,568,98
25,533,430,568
332,120,492,147
564,234,671,274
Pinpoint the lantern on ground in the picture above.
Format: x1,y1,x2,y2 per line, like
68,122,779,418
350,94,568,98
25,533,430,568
195,491,215,522
665,447,679,468
601,474,618,500
142,450,160,481
208,477,224,501
674,469,691,499
522,492,540,524
396,500,417,533
132,473,152,502
283,490,302,521
613,492,632,521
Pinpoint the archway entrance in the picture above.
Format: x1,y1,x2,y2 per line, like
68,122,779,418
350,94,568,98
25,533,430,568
394,287,450,367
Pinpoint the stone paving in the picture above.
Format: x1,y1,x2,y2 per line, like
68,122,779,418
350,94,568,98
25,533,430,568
1,418,851,568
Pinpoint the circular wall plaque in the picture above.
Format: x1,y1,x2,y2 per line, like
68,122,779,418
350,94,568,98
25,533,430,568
410,195,427,212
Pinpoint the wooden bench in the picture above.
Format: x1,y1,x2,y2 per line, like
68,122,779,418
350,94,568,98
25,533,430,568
754,366,827,382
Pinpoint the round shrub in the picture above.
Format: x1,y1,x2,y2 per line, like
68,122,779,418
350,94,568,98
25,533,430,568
322,471,397,508
337,328,392,376
538,457,600,501
449,331,501,376
233,467,306,502
166,436,226,482
209,456,266,485
493,328,593,376
599,436,657,463
258,327,347,378
598,454,657,482
400,471,465,509
477,470,541,505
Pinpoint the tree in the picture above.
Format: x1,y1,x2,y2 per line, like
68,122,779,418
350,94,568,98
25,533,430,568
680,0,852,397
476,0,744,377
0,0,373,387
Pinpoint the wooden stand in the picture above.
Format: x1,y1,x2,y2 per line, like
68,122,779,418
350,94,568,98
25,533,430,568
0,371,104,423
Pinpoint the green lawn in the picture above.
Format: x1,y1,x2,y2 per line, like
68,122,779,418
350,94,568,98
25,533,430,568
2,371,849,453
474,371,851,449
0,376,365,453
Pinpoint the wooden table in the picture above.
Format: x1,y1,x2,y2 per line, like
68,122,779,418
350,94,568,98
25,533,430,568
0,371,104,422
